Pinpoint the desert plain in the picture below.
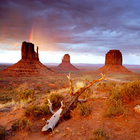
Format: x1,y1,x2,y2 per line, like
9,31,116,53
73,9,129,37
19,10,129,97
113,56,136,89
0,62,140,140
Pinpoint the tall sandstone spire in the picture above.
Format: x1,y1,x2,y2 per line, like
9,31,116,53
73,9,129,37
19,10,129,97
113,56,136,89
21,41,39,60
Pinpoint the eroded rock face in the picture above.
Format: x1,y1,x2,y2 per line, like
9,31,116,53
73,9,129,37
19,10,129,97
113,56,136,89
105,50,122,65
21,41,39,60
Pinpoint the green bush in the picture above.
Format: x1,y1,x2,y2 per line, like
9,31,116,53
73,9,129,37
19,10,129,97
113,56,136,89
0,125,7,140
49,92,64,107
121,79,140,101
12,117,32,131
90,128,110,140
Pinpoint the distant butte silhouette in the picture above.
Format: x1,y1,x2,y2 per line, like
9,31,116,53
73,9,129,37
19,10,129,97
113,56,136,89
99,50,132,74
55,54,79,71
0,41,54,77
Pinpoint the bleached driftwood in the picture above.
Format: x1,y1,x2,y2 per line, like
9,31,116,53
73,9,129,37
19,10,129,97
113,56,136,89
47,99,55,114
42,73,105,132
42,100,64,131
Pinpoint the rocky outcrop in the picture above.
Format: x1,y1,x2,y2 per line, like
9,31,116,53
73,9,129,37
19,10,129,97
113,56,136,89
105,50,122,65
54,54,79,71
21,41,39,60
62,54,70,63
0,41,54,77
99,50,132,74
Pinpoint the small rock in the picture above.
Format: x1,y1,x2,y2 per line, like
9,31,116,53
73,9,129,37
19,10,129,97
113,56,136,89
66,127,70,130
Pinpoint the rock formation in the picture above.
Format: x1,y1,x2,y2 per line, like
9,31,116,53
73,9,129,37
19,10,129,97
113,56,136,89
21,41,39,60
105,50,122,65
99,50,132,74
0,41,54,77
54,54,79,71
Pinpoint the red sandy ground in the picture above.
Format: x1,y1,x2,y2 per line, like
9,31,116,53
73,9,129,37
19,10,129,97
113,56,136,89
0,67,140,140
0,87,140,140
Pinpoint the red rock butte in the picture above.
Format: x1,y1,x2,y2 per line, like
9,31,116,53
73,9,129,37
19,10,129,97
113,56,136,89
55,54,79,71
0,41,54,77
99,50,132,74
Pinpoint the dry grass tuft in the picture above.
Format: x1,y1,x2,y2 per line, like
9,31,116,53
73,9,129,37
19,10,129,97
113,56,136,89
11,117,32,131
90,128,110,140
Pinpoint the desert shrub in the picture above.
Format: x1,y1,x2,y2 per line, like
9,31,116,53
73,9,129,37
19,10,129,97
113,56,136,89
24,104,42,118
0,125,7,140
121,79,140,101
18,89,35,100
49,92,64,107
0,94,12,102
77,102,92,116
97,82,116,91
11,117,32,131
104,87,125,117
105,99,125,117
90,128,110,140
24,103,50,118
40,104,50,115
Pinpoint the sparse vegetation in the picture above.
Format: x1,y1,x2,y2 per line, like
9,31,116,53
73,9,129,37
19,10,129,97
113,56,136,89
0,94,12,103
77,102,92,116
16,82,35,101
90,128,110,140
97,82,116,91
24,104,42,118
11,117,32,131
40,103,50,115
17,89,35,100
0,125,7,140
104,86,125,117
49,91,64,107
0,71,140,140
105,99,125,117
104,79,140,117
24,102,50,118
121,79,140,101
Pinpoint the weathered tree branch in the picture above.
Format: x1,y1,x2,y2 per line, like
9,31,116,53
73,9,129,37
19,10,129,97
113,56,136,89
67,73,74,95
42,100,64,131
42,73,105,132
60,73,106,119
47,99,55,114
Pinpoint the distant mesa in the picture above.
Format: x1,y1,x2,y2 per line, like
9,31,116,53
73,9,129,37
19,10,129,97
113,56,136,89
99,50,132,74
54,54,79,71
0,41,54,77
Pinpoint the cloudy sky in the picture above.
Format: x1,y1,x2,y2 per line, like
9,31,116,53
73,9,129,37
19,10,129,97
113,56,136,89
0,0,140,64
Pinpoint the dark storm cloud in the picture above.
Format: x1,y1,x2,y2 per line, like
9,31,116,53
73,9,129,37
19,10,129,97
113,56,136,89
0,0,140,56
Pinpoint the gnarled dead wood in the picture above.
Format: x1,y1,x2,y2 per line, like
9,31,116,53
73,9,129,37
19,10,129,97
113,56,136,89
60,73,106,119
67,73,75,95
42,100,64,132
42,73,105,132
